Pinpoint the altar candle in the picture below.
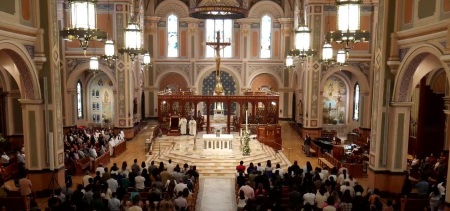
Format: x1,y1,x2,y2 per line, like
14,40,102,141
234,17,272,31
245,110,248,132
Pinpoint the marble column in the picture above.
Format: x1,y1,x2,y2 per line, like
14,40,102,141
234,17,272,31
367,102,412,193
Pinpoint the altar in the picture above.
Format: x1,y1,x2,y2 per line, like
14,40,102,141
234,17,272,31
203,134,233,150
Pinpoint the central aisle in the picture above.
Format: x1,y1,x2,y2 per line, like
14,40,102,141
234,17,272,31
197,178,236,211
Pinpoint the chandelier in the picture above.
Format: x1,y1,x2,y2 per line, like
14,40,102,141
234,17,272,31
101,39,118,67
100,0,118,67
286,24,316,65
325,0,370,52
189,0,248,19
89,56,99,71
142,53,152,66
118,21,147,61
60,0,107,50
285,55,294,69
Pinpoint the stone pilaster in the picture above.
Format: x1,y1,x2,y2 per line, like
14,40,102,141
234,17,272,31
144,16,160,118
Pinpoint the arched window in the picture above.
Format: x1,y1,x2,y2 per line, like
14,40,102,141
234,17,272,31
260,15,271,58
353,83,360,120
167,14,178,57
206,19,232,58
76,81,83,118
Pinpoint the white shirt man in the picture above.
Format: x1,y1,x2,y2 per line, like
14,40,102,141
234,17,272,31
1,152,10,166
303,192,316,205
106,177,119,193
135,174,146,190
340,182,355,197
89,147,98,159
16,151,25,164
166,160,175,173
82,172,92,187
174,180,188,194
238,182,255,199
119,130,125,140
96,165,105,176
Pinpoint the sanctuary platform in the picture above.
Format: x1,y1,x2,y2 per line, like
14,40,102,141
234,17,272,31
146,131,291,178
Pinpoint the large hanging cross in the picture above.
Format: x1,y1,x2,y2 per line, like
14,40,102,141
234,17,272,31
205,31,230,95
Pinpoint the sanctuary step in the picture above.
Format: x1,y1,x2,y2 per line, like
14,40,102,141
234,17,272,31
146,132,291,178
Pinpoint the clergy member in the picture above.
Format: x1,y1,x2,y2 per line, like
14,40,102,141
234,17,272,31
189,118,197,136
179,117,188,135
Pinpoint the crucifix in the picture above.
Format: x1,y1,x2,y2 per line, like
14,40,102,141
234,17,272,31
206,30,230,95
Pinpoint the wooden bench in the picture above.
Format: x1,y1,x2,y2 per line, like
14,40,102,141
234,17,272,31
318,153,341,169
112,141,127,157
0,163,20,185
318,157,334,169
74,157,91,175
0,196,30,210
92,151,111,172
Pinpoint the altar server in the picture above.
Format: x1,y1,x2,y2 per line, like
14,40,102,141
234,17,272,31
189,118,197,135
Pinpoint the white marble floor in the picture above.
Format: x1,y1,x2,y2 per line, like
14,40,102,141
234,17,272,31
197,178,236,211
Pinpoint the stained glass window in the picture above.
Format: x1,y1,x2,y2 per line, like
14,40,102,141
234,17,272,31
167,14,178,57
206,19,232,58
353,83,360,120
260,15,271,58
76,81,83,118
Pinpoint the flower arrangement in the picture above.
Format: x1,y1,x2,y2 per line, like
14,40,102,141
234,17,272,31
102,114,111,124
242,131,251,156
0,133,5,143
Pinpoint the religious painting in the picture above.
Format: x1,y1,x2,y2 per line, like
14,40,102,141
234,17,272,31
322,75,347,124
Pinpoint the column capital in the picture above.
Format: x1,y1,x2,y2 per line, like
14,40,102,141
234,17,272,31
389,101,413,107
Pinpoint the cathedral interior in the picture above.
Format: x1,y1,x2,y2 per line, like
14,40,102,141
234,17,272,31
1,0,450,210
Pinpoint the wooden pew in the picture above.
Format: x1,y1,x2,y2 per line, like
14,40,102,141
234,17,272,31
0,163,20,185
0,195,30,210
91,152,110,172
341,163,364,178
112,141,127,157
318,153,341,169
310,142,319,157
74,157,91,175
400,197,429,211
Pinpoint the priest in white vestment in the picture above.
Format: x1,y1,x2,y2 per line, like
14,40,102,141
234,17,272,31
108,139,115,156
179,117,188,135
189,118,197,135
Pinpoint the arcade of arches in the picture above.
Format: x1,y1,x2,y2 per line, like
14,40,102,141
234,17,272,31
0,0,450,208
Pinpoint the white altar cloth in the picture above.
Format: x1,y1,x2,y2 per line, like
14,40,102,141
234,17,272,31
203,134,233,150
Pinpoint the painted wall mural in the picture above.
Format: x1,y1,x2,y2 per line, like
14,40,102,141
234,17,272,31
322,75,347,124
89,74,114,124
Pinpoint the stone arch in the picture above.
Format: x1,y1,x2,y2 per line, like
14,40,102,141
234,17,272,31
426,68,447,94
250,73,279,91
248,1,284,19
195,65,243,91
0,40,41,100
155,0,189,18
158,72,189,90
393,44,449,102
0,66,15,93
66,63,117,90
155,69,190,89
320,65,370,94
248,69,283,89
